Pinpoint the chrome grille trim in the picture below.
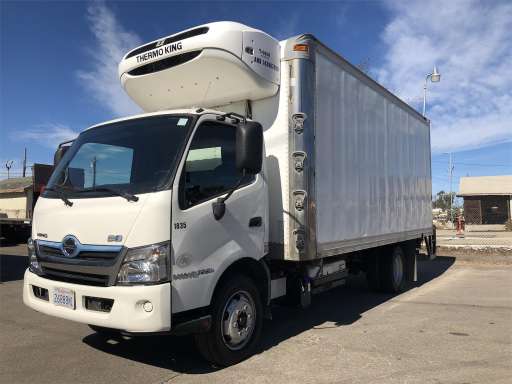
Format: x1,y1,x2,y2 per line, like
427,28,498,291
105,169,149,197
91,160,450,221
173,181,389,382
36,239,122,259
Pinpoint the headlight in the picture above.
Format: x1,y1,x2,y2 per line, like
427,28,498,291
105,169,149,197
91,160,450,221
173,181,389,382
28,238,42,275
116,243,170,284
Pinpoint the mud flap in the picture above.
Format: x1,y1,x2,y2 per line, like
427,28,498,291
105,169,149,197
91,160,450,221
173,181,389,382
405,241,418,283
300,279,311,308
405,251,417,283
425,226,437,260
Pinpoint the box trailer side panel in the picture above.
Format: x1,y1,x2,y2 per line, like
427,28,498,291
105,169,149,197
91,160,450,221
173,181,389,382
313,43,432,257
0,194,29,219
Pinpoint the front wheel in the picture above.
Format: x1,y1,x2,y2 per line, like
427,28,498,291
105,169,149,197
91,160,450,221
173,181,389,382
195,275,263,366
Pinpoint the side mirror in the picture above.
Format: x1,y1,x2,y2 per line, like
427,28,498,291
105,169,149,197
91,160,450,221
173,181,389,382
212,121,263,221
236,121,263,175
54,146,68,166
54,144,71,166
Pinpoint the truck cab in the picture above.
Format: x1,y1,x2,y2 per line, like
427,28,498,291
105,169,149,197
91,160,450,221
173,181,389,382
24,21,280,366
24,108,272,364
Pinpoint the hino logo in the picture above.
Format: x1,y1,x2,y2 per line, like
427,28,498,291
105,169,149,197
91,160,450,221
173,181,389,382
62,235,79,258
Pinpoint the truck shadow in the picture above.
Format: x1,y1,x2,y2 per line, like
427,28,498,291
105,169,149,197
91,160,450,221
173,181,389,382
82,256,455,374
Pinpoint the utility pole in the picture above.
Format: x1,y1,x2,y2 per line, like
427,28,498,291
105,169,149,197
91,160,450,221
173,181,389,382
5,160,13,179
448,153,454,225
22,148,27,177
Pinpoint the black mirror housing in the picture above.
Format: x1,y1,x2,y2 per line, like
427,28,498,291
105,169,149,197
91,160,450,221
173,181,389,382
236,121,263,174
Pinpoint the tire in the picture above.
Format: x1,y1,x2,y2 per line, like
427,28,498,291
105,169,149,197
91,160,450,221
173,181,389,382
194,275,263,366
380,246,406,293
88,324,120,338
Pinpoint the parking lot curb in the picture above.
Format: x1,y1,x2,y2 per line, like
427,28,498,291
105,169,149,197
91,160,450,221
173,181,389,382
436,245,512,264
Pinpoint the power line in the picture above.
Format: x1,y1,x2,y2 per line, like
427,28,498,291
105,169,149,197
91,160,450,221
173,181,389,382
431,160,510,167
453,162,510,167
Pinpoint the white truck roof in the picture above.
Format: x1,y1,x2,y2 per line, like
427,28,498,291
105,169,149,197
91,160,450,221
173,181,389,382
85,108,221,131
119,21,281,112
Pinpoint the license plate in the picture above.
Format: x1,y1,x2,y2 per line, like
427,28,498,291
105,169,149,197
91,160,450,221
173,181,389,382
51,287,75,309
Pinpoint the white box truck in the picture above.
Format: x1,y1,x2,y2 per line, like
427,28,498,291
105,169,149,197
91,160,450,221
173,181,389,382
23,21,436,366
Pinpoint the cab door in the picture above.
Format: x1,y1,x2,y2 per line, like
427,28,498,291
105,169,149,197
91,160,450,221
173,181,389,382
170,115,266,313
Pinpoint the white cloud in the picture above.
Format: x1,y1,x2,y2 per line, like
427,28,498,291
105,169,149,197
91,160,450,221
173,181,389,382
18,123,79,148
377,0,512,153
76,2,142,117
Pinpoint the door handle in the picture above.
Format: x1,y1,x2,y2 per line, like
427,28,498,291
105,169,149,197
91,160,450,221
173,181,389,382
249,217,262,227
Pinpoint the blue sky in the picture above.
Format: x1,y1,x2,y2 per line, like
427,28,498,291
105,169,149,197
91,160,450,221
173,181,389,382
1,1,511,195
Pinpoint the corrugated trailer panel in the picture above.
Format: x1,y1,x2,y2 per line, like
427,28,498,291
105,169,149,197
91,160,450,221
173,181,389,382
314,47,432,256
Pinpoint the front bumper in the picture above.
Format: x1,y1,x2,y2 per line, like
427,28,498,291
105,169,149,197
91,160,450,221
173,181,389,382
23,270,171,333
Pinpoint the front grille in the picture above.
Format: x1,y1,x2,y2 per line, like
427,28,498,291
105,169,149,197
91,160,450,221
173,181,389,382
125,27,209,59
38,245,61,256
78,251,118,260
38,245,118,260
42,267,110,287
128,50,201,76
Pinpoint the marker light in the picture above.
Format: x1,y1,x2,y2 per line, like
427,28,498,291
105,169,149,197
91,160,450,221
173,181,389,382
293,44,309,52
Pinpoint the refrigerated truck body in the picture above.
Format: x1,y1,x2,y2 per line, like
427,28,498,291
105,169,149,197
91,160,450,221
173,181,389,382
23,22,435,365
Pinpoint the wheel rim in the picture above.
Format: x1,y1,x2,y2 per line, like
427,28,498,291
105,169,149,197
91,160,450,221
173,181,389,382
392,251,404,287
221,290,256,351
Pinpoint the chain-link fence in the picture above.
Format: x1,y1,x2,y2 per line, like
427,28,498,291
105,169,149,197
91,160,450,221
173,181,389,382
463,195,510,225
435,224,512,248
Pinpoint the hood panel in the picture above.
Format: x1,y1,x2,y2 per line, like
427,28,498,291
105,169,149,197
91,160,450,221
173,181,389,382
32,195,148,245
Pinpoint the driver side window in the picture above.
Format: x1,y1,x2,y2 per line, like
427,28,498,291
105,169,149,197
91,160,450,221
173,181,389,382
180,122,254,209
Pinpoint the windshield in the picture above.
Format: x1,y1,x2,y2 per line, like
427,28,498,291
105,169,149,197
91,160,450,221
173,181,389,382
44,115,193,198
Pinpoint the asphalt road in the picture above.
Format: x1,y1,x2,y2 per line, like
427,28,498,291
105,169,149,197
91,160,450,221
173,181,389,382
1,243,511,384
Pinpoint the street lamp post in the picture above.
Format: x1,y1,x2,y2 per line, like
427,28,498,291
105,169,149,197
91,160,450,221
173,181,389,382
422,65,441,116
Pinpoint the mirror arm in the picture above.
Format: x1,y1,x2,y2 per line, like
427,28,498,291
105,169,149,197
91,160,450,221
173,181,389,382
58,139,74,148
212,170,246,221
218,112,246,124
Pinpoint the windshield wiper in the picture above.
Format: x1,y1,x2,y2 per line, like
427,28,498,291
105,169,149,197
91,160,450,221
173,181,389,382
45,186,73,207
79,187,139,202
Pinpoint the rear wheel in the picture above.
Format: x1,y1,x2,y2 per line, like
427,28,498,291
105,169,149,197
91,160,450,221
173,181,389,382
195,275,263,366
380,246,406,293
